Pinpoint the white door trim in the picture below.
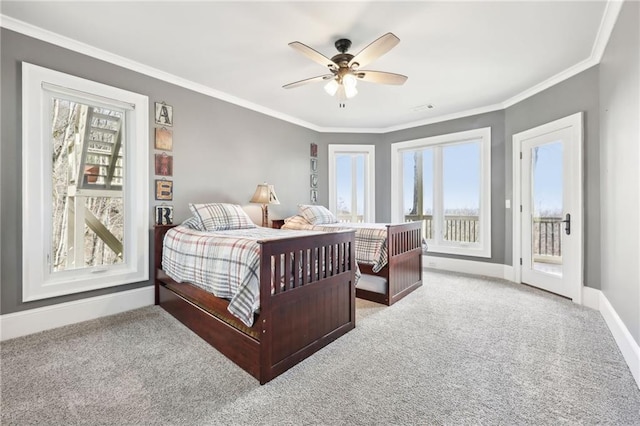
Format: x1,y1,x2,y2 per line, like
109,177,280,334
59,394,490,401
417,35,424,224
512,112,583,303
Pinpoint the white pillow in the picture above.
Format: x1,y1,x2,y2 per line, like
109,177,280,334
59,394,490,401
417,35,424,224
298,204,338,225
189,203,257,231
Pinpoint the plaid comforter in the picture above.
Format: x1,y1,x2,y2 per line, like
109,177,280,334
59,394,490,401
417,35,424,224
282,220,389,273
162,226,324,327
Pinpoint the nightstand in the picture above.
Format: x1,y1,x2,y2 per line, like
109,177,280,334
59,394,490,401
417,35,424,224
271,219,285,229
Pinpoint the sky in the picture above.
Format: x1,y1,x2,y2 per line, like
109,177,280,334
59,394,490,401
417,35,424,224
532,141,563,215
336,154,364,215
335,140,563,218
402,142,480,215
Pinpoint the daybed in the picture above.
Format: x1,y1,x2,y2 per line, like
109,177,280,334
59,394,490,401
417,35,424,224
282,205,424,306
154,204,357,384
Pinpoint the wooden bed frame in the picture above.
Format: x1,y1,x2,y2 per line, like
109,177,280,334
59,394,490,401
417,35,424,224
355,221,424,306
154,225,357,384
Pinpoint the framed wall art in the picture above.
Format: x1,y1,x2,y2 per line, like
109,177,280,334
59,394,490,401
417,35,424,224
154,153,173,176
154,102,173,127
154,127,173,151
154,205,174,225
155,179,173,201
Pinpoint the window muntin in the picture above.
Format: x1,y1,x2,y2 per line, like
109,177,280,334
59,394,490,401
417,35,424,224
392,128,491,258
22,62,149,301
50,98,125,272
328,145,375,223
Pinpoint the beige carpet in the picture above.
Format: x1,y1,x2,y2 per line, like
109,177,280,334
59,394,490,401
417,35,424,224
2,269,639,425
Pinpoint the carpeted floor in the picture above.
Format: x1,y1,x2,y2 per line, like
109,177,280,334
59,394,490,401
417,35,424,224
1,270,639,425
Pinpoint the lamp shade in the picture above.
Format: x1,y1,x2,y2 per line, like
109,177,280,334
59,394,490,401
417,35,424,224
250,183,280,205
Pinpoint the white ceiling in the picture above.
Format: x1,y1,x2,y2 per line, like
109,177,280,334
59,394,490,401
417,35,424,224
1,1,614,132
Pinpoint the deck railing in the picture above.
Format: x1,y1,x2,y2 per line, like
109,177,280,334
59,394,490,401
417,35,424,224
533,217,562,257
404,214,480,242
336,214,364,223
402,214,562,262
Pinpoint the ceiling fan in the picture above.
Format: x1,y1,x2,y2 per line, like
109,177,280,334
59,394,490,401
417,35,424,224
283,32,408,107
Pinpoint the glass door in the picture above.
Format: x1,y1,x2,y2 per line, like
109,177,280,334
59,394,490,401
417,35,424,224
521,126,577,298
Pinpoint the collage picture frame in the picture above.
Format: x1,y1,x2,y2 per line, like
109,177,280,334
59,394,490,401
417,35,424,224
310,143,318,204
154,102,174,223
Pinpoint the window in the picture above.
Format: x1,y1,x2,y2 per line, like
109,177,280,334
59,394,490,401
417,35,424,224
22,62,149,301
391,128,491,257
328,145,375,222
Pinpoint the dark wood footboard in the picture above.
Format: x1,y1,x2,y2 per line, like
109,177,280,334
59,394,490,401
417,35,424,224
154,225,357,384
356,221,423,305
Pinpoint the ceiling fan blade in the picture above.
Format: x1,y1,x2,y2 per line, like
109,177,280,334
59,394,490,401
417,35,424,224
356,70,407,85
348,33,400,69
289,42,339,69
283,74,335,89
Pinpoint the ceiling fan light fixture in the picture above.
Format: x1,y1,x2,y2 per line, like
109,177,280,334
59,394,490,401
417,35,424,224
344,84,358,99
286,33,405,105
324,79,339,96
342,73,357,89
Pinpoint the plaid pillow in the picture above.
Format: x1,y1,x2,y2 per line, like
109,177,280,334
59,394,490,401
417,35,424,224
189,203,257,231
284,215,310,225
282,215,312,229
181,216,204,231
298,204,338,225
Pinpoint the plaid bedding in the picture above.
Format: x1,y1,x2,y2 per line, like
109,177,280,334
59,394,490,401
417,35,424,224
162,226,338,327
282,217,389,273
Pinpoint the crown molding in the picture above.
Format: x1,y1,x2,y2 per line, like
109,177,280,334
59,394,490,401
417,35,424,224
0,14,323,132
590,0,624,61
1,1,623,134
502,0,623,109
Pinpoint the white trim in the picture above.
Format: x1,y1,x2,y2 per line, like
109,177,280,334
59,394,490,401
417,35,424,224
581,286,601,311
328,144,375,222
22,62,149,301
599,291,640,389
590,0,624,62
0,2,623,134
512,112,583,303
424,256,507,280
0,286,154,341
0,15,322,133
392,127,491,258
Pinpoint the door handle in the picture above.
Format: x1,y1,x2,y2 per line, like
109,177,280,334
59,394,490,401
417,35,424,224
561,213,570,235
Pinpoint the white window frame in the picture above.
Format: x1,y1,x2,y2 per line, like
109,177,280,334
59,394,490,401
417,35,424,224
22,62,149,302
391,128,491,258
328,144,375,222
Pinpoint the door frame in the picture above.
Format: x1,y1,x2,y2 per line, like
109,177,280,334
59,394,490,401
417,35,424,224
512,112,583,303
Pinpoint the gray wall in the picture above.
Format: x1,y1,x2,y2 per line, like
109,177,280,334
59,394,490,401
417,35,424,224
505,66,601,289
2,5,635,319
0,29,317,315
598,1,639,344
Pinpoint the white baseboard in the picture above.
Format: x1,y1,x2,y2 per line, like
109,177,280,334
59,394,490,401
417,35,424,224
581,286,601,310
598,291,640,389
424,255,510,280
0,286,154,341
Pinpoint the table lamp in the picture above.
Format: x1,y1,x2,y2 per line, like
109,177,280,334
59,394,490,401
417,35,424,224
250,183,280,227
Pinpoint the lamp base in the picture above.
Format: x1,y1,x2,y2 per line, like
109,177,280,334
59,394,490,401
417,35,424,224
261,205,269,228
